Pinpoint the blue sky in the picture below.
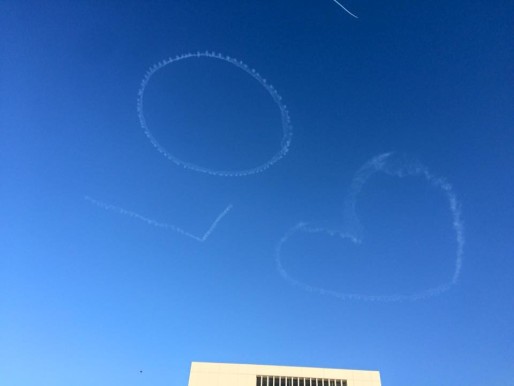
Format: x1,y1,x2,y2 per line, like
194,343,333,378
1,1,513,385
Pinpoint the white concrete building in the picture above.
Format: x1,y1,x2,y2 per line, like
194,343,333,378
188,362,381,386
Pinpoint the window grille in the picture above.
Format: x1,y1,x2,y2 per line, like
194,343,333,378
257,376,347,386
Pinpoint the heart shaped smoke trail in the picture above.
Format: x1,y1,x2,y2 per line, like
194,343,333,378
275,153,464,302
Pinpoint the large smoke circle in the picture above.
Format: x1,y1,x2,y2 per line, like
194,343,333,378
137,51,293,177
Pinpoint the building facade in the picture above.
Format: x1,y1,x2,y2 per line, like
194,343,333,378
188,362,381,386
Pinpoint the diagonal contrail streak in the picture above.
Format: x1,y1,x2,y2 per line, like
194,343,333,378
330,0,359,19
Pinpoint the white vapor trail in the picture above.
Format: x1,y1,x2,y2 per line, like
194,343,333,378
85,196,233,242
137,51,293,177
275,153,465,302
330,0,359,19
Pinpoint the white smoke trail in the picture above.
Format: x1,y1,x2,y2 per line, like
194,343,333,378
137,51,293,177
85,196,233,242
330,0,359,19
275,153,465,302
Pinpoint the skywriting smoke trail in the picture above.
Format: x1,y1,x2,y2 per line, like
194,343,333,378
137,51,293,177
275,153,464,302
87,51,293,242
85,196,233,242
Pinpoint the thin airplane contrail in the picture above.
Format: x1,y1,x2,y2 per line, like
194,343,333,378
330,0,359,19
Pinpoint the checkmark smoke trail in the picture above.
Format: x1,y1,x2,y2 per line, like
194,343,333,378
85,196,233,242
276,153,464,302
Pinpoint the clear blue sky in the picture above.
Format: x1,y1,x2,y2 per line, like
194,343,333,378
1,1,513,385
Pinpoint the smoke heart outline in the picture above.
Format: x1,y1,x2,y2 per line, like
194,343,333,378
275,153,464,302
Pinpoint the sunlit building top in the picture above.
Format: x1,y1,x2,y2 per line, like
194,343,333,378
188,362,381,386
